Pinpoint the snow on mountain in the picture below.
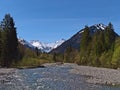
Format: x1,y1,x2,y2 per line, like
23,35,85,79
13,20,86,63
18,37,34,48
89,23,107,32
18,38,65,52
93,23,106,30
19,23,106,53
51,23,109,53
79,23,107,34
30,39,65,52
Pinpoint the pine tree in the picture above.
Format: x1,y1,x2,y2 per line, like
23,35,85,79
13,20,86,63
92,30,105,56
1,29,10,67
79,26,91,64
53,53,57,62
0,28,2,64
104,22,115,51
35,47,39,56
64,45,72,62
0,14,18,67
80,26,91,50
64,44,77,63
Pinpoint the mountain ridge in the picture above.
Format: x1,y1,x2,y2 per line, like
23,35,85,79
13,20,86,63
50,23,119,53
18,23,119,54
18,38,65,52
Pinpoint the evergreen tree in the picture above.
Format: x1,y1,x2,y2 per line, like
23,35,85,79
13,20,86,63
1,29,10,67
92,30,104,56
0,14,18,67
64,44,77,63
35,47,39,56
104,22,115,51
99,31,105,52
64,45,72,62
80,26,91,50
79,26,91,64
53,53,57,62
0,28,2,64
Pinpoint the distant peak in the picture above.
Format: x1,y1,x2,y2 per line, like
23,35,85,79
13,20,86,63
93,23,107,30
79,23,107,34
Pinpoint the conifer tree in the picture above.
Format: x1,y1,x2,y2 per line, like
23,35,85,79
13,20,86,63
0,28,2,64
64,44,77,63
104,22,115,51
0,14,18,67
79,26,91,64
35,47,39,56
1,28,10,67
53,53,57,62
80,26,91,51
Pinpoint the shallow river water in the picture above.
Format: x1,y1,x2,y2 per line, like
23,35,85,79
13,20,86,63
0,64,120,90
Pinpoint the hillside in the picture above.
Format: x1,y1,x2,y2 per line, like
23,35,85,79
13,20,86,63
51,23,120,68
51,23,118,53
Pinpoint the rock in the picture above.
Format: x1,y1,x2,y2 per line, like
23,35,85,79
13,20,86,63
70,65,120,86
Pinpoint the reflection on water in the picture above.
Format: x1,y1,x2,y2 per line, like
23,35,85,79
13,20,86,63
0,64,120,90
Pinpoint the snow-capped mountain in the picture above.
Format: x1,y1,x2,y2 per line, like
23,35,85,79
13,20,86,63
93,23,106,30
19,23,110,53
51,23,118,53
18,38,34,48
30,39,65,52
18,38,65,52
79,23,107,34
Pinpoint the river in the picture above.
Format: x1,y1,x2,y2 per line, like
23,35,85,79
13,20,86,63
0,64,120,90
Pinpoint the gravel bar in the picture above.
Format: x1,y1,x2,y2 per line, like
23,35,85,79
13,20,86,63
70,65,120,86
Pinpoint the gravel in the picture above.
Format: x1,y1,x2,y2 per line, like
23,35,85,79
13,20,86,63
0,64,120,90
70,65,120,86
0,68,30,90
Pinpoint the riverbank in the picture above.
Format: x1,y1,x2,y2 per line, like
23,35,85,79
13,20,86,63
43,63,120,86
70,64,120,86
0,63,120,88
0,68,16,87
0,68,16,75
0,68,31,90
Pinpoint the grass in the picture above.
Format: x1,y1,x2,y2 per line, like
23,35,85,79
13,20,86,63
12,57,54,68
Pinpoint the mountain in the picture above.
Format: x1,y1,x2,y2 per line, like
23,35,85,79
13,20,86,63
50,23,118,53
30,39,65,52
18,38,65,52
18,38,34,48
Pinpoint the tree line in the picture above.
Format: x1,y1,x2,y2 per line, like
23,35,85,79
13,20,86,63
53,23,120,68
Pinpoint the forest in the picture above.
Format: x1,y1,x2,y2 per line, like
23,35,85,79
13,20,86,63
0,14,120,69
52,23,120,69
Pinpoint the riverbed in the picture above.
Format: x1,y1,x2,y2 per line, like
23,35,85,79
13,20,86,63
0,63,120,90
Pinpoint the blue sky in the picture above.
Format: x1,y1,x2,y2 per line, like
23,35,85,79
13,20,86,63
0,0,120,42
